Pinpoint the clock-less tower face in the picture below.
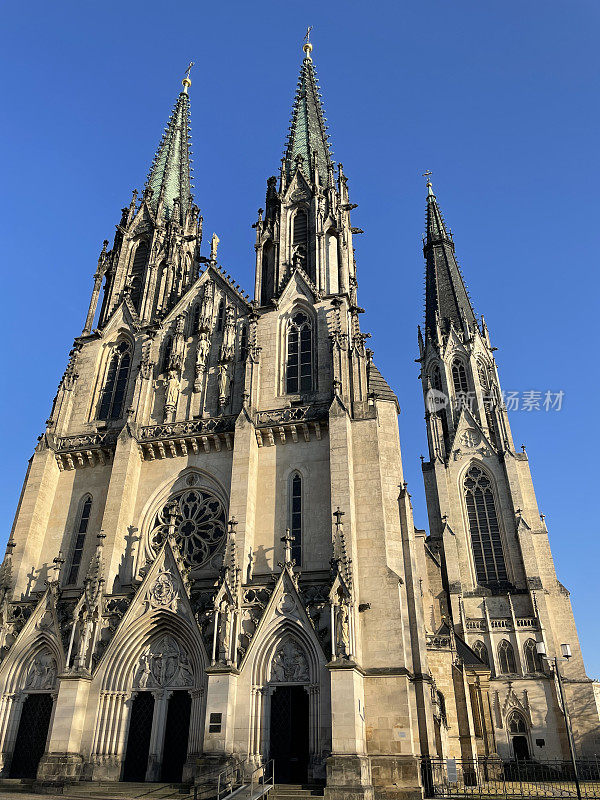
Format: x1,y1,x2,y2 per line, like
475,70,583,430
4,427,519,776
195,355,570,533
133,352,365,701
150,488,228,569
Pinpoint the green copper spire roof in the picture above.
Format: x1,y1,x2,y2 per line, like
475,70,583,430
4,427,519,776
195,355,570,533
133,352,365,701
284,38,332,180
424,178,477,335
145,71,194,219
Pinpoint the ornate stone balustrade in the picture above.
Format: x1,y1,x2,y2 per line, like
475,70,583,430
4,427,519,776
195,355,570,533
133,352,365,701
137,416,237,460
54,431,118,470
426,633,452,649
254,403,329,447
466,617,538,631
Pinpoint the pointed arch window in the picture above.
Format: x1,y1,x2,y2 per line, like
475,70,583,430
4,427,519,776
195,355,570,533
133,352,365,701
289,472,303,565
129,241,149,312
464,465,507,585
240,325,248,361
523,639,543,673
191,304,200,335
498,639,517,674
293,209,308,246
216,299,225,332
286,312,313,394
162,336,173,373
431,365,442,392
477,361,489,390
98,341,131,420
261,241,275,306
472,640,490,667
451,358,469,395
67,495,92,585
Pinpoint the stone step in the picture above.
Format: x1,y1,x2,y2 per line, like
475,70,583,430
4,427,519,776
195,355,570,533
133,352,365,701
58,782,194,799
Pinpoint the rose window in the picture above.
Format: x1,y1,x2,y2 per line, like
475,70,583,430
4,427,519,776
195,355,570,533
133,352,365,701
151,489,227,568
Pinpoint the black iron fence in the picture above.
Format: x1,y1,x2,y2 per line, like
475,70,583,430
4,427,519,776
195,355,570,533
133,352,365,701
421,757,600,798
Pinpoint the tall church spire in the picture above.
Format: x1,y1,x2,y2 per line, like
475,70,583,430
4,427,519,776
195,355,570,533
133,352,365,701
283,32,332,181
144,68,194,219
423,176,476,337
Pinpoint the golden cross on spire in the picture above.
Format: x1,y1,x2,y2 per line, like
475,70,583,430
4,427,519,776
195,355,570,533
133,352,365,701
182,61,194,93
303,26,313,58
423,170,434,196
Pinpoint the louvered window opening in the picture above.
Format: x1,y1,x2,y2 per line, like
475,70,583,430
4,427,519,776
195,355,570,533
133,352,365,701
286,312,312,394
464,466,507,585
130,242,148,312
293,211,308,246
290,473,302,565
452,359,469,394
68,496,92,585
98,341,131,420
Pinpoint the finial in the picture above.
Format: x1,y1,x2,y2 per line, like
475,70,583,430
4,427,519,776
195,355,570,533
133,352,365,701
423,170,434,197
303,26,313,59
182,61,194,93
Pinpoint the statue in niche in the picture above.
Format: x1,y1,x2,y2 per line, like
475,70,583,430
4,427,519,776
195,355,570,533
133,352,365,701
335,603,351,659
218,364,231,407
200,287,214,331
165,369,180,414
217,599,231,663
133,635,194,688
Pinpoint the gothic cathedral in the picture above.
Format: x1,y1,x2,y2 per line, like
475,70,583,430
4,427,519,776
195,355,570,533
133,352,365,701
1,41,598,799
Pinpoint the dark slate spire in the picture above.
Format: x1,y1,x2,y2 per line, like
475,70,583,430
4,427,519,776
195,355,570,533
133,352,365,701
284,34,332,180
424,177,476,336
145,66,194,219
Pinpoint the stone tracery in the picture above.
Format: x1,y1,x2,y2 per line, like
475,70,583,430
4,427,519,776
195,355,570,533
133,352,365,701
150,489,227,569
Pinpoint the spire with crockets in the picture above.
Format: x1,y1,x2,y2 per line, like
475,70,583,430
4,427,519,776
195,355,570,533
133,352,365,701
144,62,195,220
92,65,203,329
423,174,477,339
283,28,332,182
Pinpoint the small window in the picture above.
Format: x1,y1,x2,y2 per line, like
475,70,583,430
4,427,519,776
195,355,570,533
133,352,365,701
67,495,92,584
431,365,442,392
451,359,469,394
216,299,225,332
162,336,173,373
477,361,489,390
472,640,490,667
523,639,543,673
293,210,308,245
290,472,302,565
286,312,312,394
191,304,200,335
240,325,248,361
498,639,517,674
98,341,132,421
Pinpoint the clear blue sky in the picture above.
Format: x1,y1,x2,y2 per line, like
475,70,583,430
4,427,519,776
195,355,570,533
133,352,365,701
1,1,599,673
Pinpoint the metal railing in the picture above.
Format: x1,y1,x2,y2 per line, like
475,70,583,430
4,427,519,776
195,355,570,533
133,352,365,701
421,757,600,799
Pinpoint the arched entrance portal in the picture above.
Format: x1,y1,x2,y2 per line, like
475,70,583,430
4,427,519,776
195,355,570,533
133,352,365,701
9,693,53,778
121,635,195,782
270,685,310,784
161,691,192,781
508,712,530,760
123,693,155,781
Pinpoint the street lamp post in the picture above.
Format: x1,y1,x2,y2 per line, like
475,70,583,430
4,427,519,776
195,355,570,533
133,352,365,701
536,641,581,800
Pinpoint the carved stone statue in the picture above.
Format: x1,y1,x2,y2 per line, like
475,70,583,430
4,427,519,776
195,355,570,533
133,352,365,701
218,364,231,407
25,654,57,690
335,603,351,659
165,370,180,418
200,285,214,331
270,638,309,683
133,635,194,688
217,599,231,663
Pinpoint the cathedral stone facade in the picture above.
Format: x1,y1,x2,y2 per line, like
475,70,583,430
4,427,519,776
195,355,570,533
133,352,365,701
2,42,598,798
